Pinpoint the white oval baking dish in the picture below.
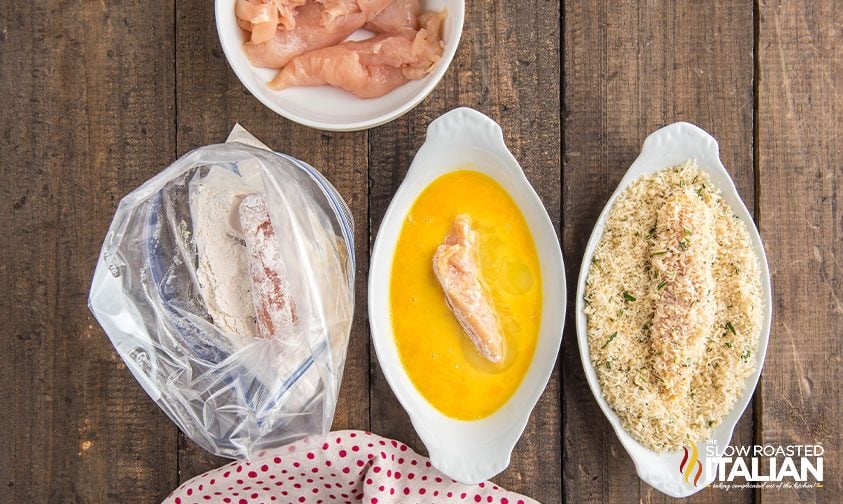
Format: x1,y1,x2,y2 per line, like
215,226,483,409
575,122,772,498
368,107,565,484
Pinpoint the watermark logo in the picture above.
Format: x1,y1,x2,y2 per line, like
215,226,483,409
679,444,703,487
706,441,824,489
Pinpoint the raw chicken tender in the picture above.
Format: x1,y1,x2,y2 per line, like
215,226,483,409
267,8,446,97
317,0,391,27
243,0,367,68
365,0,420,33
432,214,505,364
236,0,306,40
239,194,296,340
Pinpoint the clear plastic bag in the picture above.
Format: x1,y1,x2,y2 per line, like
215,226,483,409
89,126,355,459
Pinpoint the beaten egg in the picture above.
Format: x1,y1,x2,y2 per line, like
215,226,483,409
390,169,542,420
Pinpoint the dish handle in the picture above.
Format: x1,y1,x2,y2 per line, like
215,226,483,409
419,426,515,485
424,107,510,155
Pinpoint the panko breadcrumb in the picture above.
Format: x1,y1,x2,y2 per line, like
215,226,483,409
584,161,762,452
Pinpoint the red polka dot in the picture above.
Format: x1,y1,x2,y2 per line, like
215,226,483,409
411,460,418,466
370,499,378,504
274,457,282,464
408,473,415,480
517,501,525,504
448,492,453,498
223,499,231,503
394,471,401,479
378,485,384,491
474,496,482,503
339,450,347,457
403,488,410,495
352,446,360,452
342,467,350,474
186,489,192,496
350,433,357,437
398,458,404,464
251,493,259,499
336,437,342,444
420,488,427,495
479,482,485,488
436,477,443,483
224,471,231,477
389,489,395,495
356,460,365,467
372,467,381,473
312,467,319,473
386,470,392,477
175,499,181,504
326,461,332,467
293,462,300,468
434,491,439,497
236,465,243,473
239,500,247,504
210,479,215,485
247,471,257,478
487,497,493,503
299,497,306,503
400,444,408,452
261,465,269,472
461,493,468,499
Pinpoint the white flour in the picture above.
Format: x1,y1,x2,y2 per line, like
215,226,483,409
189,165,263,345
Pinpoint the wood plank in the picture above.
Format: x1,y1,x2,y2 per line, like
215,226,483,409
366,0,562,501
562,2,755,503
757,1,842,501
0,1,179,502
174,0,370,482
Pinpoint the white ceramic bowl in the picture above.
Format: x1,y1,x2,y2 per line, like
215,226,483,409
368,108,565,484
575,122,772,498
214,0,465,131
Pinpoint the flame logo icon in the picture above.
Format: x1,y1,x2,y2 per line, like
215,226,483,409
679,444,703,486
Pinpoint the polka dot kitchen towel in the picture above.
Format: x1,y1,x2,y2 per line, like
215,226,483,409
163,430,538,504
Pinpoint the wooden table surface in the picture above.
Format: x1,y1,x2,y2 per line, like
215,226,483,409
1,1,840,503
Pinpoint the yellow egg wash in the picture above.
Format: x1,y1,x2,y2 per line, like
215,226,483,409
390,169,542,420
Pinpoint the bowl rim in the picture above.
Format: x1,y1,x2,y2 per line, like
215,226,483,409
367,107,566,483
213,0,466,132
574,121,773,498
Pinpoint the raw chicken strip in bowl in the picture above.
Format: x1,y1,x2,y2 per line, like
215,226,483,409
216,0,465,131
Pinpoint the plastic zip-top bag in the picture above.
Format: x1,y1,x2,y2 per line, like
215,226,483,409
89,125,355,459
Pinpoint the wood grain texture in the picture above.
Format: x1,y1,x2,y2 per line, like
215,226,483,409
757,0,842,502
174,0,371,483
0,1,179,502
562,2,755,503
367,0,562,501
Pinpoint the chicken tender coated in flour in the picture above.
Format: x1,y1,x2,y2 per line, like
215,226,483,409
433,214,505,364
266,8,446,97
649,188,717,400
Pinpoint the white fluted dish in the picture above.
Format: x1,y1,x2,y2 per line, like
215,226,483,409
369,108,565,483
575,122,772,498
